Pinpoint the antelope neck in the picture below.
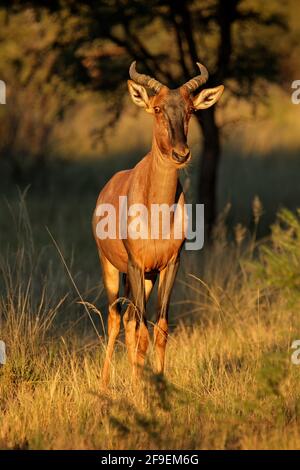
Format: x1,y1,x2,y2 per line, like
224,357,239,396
145,137,179,207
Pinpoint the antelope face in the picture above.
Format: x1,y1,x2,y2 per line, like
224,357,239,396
128,61,224,166
150,87,193,165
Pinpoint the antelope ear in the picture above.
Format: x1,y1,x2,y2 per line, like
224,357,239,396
128,80,151,109
193,85,224,110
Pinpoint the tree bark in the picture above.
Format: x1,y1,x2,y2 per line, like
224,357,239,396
196,106,220,238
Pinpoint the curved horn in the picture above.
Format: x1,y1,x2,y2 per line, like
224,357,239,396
129,61,163,94
182,62,209,93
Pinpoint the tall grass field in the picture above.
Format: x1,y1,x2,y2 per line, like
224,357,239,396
1,157,300,450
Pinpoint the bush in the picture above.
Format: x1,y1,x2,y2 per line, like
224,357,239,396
249,208,300,294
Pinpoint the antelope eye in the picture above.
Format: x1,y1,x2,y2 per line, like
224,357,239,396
154,106,161,114
189,107,196,114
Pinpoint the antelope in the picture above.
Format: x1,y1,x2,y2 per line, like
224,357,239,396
92,61,224,386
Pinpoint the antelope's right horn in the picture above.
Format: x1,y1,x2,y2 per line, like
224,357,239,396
129,61,163,94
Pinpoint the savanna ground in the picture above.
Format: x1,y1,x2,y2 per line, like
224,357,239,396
1,145,300,450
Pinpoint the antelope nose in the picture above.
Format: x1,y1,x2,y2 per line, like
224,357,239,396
172,149,190,164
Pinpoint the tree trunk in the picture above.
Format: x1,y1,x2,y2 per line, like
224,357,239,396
196,106,221,238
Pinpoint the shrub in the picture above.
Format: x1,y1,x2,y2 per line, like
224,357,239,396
249,208,300,294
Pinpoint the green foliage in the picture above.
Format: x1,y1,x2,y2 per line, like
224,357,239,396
0,7,79,179
250,208,300,294
1,0,294,164
257,350,288,397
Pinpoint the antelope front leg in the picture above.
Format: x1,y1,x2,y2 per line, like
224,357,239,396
154,258,179,374
124,258,149,380
100,252,121,388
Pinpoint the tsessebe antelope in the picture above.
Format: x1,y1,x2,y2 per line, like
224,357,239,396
92,62,224,386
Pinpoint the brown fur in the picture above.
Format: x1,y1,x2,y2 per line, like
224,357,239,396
92,80,224,386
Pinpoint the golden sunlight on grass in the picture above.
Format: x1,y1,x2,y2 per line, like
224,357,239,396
1,202,300,450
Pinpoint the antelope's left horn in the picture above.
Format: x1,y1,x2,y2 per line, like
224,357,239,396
182,62,209,93
129,61,163,94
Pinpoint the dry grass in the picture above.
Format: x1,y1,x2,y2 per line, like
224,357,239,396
1,198,300,450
